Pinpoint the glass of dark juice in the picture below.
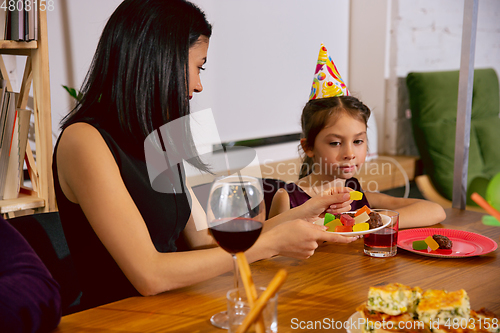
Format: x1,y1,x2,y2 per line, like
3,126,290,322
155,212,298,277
206,175,265,329
363,209,399,257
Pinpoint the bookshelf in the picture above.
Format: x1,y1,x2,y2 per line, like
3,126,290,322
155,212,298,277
0,8,54,217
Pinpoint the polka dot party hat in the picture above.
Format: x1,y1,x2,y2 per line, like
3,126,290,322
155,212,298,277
309,43,349,100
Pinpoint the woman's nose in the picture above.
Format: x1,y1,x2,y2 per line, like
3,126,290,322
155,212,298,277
194,80,203,93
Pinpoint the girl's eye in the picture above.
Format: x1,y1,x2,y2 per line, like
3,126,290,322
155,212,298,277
354,139,364,145
329,142,341,147
199,67,206,71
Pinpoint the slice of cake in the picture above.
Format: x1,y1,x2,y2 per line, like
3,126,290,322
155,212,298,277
416,289,470,326
367,283,422,316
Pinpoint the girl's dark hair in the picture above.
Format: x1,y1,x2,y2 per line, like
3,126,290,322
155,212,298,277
299,95,371,178
61,0,212,171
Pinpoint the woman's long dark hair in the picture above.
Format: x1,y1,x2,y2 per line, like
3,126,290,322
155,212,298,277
61,0,212,171
299,96,371,179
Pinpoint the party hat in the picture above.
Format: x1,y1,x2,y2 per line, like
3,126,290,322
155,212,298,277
309,43,349,100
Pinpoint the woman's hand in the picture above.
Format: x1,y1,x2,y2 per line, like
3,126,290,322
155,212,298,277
257,219,357,259
293,187,353,223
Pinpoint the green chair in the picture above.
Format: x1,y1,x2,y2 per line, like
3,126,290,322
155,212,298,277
407,68,500,207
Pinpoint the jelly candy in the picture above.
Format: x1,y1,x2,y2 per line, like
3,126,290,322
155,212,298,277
424,236,440,251
352,222,369,232
350,191,363,200
354,212,370,224
340,214,355,226
324,213,335,225
412,240,428,250
355,205,370,217
335,225,352,232
325,219,342,231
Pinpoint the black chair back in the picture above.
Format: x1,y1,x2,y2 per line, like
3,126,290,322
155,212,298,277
8,212,82,315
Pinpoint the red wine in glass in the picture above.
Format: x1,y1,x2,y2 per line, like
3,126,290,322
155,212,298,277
207,175,265,329
210,218,263,254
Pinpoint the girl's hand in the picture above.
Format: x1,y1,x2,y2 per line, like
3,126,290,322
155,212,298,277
261,219,357,259
295,187,353,223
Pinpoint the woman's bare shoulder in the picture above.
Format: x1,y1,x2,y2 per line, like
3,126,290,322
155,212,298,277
56,122,120,203
58,122,103,148
57,122,116,163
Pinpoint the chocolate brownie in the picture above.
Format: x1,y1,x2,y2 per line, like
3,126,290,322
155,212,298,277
432,234,453,249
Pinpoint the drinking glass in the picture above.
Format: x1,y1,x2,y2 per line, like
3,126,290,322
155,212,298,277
207,175,265,329
363,209,399,257
227,286,278,333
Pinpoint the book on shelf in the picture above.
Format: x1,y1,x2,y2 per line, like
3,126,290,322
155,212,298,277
27,4,35,40
2,108,30,199
0,90,16,199
0,80,7,139
17,108,30,178
0,8,6,40
2,108,19,199
1,4,38,41
8,6,24,41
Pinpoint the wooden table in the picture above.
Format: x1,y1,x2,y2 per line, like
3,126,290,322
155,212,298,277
53,208,500,332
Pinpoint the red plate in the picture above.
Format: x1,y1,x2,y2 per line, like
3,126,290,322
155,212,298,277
397,228,498,258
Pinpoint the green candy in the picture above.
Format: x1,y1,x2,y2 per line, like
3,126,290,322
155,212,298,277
412,240,428,250
324,213,335,225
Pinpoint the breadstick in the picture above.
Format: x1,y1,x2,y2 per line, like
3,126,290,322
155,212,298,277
235,252,265,333
235,269,287,333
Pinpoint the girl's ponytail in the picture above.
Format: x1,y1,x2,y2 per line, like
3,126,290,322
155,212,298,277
299,155,314,179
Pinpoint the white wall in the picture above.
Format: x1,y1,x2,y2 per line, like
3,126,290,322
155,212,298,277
383,0,500,154
36,0,500,163
46,0,350,165
348,0,388,159
348,0,500,155
395,0,500,77
47,0,123,140
189,0,349,144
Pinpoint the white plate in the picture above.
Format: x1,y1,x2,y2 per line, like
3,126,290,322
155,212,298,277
346,312,363,333
321,214,391,237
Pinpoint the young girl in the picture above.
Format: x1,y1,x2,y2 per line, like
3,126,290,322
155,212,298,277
53,0,356,311
269,95,446,228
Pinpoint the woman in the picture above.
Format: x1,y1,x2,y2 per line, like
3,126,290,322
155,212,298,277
53,0,356,310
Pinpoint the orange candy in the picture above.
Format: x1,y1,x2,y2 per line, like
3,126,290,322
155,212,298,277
424,236,440,251
355,205,371,217
335,225,352,232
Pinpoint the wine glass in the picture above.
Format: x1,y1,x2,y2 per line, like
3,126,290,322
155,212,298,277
207,175,265,329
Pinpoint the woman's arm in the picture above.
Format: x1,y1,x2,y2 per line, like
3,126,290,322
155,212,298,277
180,182,217,250
57,123,242,295
365,192,446,228
57,124,356,297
